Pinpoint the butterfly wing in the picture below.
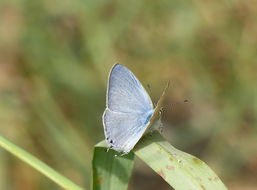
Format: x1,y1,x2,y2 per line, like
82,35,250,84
106,64,153,113
103,108,153,153
103,64,154,153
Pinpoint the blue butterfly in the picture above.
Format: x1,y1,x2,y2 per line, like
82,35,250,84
103,64,168,154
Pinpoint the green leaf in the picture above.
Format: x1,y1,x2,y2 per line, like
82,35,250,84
92,141,134,190
0,135,85,190
93,131,228,190
136,131,228,190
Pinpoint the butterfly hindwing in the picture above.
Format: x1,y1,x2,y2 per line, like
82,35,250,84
103,108,153,153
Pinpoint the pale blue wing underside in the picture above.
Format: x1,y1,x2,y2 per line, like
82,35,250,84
103,64,154,153
106,64,153,113
103,108,153,153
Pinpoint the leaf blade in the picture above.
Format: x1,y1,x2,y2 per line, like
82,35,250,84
92,141,134,190
134,131,228,190
0,135,84,190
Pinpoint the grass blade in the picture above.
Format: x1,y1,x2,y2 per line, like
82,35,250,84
95,131,228,190
0,135,84,190
92,141,134,190
134,131,228,190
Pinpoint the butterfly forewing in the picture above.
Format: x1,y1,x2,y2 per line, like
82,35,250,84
106,64,153,113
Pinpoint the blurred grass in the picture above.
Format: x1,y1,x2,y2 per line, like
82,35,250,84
0,0,257,189
0,135,84,190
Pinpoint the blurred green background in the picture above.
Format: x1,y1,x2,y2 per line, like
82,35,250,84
0,0,256,189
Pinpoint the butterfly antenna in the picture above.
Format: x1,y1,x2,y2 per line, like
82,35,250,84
161,99,189,112
147,84,157,107
146,83,151,89
147,84,153,97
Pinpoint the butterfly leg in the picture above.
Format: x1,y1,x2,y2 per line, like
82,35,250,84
106,145,113,152
120,153,126,156
157,121,164,134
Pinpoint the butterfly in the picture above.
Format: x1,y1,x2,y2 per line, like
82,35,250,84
102,64,168,154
